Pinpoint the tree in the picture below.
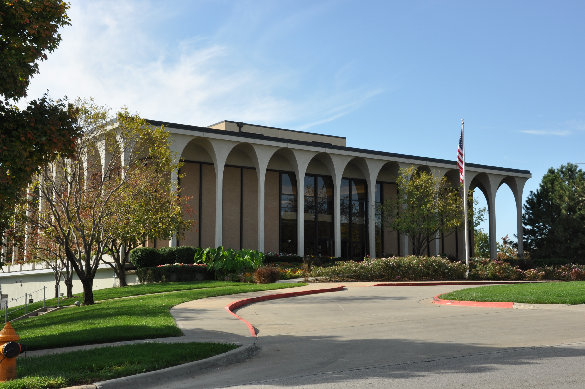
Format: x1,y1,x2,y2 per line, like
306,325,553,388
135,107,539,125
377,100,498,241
523,163,585,262
381,168,463,256
29,226,74,298
34,100,187,304
474,229,490,258
0,1,79,246
102,112,192,287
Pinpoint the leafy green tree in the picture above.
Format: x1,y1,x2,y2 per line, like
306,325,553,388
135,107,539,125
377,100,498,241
382,167,463,256
523,163,585,262
474,229,490,258
103,112,192,286
34,101,187,304
0,1,79,247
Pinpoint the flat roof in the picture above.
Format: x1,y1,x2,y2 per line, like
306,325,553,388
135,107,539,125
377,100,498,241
147,119,531,176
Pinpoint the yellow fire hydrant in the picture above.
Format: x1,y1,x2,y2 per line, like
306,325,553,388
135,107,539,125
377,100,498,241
0,322,25,381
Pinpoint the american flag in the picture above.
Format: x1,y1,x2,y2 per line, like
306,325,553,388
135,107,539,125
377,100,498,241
457,129,464,183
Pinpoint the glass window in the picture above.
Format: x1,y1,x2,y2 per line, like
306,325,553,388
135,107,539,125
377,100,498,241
341,178,369,259
280,172,297,255
304,174,334,257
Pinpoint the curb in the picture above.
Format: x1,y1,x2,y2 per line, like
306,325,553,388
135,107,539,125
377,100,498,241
432,294,514,308
91,342,259,389
225,286,346,337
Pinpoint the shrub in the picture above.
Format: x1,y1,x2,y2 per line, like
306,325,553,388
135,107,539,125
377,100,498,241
129,247,162,268
158,247,176,265
469,259,524,280
201,247,265,279
136,263,211,283
311,256,466,282
264,253,303,264
253,266,281,283
130,246,200,269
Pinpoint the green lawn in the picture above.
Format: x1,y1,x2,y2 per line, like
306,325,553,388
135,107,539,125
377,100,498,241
13,281,304,350
0,342,237,389
440,281,585,305
6,281,243,322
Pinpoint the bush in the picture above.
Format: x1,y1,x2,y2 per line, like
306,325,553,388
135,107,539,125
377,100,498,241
200,247,264,279
253,266,281,283
129,247,162,268
311,256,467,282
136,264,211,283
469,259,524,281
264,253,303,264
130,246,199,269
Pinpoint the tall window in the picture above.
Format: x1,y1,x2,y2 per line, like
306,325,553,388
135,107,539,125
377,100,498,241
279,172,297,254
375,182,383,258
304,175,334,257
341,178,368,258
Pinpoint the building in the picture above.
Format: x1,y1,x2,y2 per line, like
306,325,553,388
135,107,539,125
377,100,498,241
149,120,531,260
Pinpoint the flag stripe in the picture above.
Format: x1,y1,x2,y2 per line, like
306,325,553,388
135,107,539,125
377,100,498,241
457,129,464,182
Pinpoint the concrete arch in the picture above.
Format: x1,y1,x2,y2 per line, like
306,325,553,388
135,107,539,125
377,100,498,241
178,137,219,249
497,176,528,258
222,142,262,250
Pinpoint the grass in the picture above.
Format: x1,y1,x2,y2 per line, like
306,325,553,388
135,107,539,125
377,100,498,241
440,281,585,305
12,281,305,350
0,342,237,389
6,281,243,322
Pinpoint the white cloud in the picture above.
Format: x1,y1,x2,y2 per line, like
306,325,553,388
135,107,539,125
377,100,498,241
24,1,381,132
520,129,571,136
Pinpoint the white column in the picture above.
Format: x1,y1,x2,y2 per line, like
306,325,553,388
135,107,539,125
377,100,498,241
169,168,179,248
97,138,112,180
398,163,414,257
367,178,376,258
365,160,384,259
291,150,315,258
257,165,266,252
514,178,527,259
208,139,235,249
488,190,497,259
330,155,351,258
0,233,5,262
296,170,305,257
23,187,33,261
11,212,18,264
333,175,342,257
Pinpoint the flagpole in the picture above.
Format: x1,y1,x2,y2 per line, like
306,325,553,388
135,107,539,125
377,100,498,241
462,118,470,277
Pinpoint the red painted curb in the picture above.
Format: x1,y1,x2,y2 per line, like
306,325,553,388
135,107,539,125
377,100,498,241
432,294,514,308
225,286,346,337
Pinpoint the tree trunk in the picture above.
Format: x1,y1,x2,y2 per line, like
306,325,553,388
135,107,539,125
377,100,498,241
81,277,94,305
116,264,128,287
54,279,60,298
65,276,73,298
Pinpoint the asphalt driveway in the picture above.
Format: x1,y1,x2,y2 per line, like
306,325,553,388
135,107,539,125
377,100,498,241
108,283,585,388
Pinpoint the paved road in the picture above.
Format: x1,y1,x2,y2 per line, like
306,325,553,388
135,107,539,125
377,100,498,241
117,283,585,388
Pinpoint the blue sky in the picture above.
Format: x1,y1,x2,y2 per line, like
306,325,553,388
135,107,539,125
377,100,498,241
26,0,585,244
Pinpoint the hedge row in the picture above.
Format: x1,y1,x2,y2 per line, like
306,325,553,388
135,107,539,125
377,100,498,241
136,264,211,283
310,256,585,282
311,256,466,282
130,246,198,268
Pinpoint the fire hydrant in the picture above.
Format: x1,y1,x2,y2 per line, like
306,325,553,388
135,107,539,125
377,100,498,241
0,322,25,381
